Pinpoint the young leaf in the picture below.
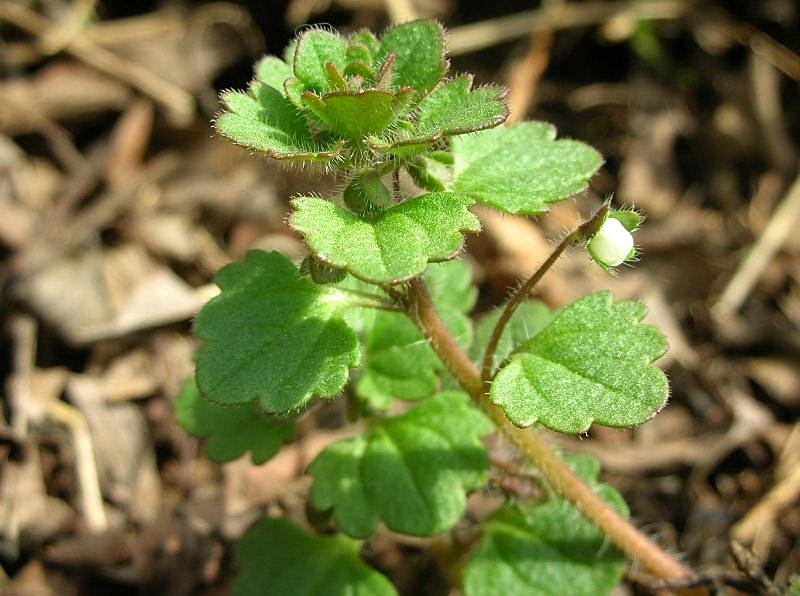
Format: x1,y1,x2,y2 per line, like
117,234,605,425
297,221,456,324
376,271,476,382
216,84,344,161
290,193,480,284
490,292,669,434
377,20,446,97
234,517,397,596
464,454,628,596
355,261,476,406
309,392,492,537
470,300,555,371
369,76,508,155
350,30,381,61
416,75,508,137
301,88,412,139
176,378,295,464
194,251,360,415
254,56,294,94
293,29,349,92
451,121,603,215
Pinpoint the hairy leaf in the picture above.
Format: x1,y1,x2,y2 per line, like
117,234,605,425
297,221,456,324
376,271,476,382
464,455,628,596
451,122,603,215
176,378,295,464
309,392,492,537
470,300,555,372
350,30,381,61
416,76,508,137
490,292,669,433
377,20,446,97
356,312,440,407
234,517,396,596
293,29,348,92
356,261,475,406
290,193,480,284
369,76,507,155
194,251,360,415
216,84,343,161
302,88,412,139
254,56,294,94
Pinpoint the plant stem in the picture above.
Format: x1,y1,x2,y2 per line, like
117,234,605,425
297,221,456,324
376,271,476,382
481,204,609,383
404,276,696,586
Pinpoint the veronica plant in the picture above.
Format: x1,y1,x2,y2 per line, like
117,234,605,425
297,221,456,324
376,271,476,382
178,20,696,595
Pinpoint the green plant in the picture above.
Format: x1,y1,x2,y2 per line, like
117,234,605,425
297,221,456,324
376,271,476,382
178,20,696,595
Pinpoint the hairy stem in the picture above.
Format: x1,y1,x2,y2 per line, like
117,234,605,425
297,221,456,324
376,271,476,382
404,277,696,586
481,204,609,382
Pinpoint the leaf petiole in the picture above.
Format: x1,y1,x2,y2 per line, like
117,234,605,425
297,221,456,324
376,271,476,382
337,287,403,312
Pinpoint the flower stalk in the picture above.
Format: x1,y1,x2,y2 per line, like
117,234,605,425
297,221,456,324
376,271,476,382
403,275,698,589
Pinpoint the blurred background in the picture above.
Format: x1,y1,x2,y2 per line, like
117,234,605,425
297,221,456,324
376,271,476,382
0,0,798,594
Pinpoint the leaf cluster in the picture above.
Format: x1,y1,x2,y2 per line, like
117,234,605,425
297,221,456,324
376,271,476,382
176,18,677,596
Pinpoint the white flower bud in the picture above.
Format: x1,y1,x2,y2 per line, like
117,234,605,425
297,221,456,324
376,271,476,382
588,217,634,268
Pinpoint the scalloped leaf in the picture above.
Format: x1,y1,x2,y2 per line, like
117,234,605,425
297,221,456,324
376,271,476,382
464,454,628,596
234,517,397,596
356,261,476,407
356,311,441,408
417,75,508,136
255,56,294,94
369,76,508,155
470,300,555,372
194,251,360,415
216,84,343,161
293,29,348,92
377,20,446,97
451,121,603,215
301,88,412,139
490,292,669,433
350,29,381,59
309,392,492,537
176,378,295,464
290,192,480,284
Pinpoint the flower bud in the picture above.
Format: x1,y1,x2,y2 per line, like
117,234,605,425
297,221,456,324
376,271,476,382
587,217,634,268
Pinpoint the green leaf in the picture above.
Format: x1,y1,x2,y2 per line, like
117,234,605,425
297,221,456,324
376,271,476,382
350,30,381,61
490,292,669,433
416,76,508,137
464,454,628,596
254,56,294,94
176,378,295,464
355,261,475,406
301,88,412,139
451,122,603,216
377,20,446,97
406,158,446,192
356,311,440,407
234,517,397,596
194,251,360,415
470,300,555,372
290,192,480,284
293,29,348,92
369,76,508,155
425,258,478,314
216,84,344,161
309,391,492,537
